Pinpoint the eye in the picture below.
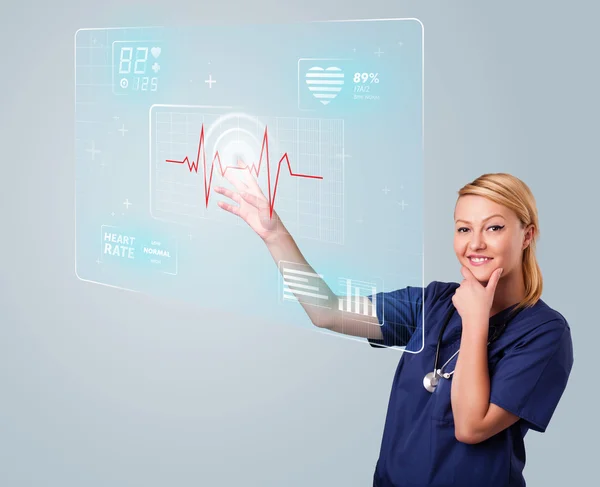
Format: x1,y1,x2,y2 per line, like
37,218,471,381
456,225,504,233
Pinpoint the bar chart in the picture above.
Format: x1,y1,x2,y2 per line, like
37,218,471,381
337,277,382,318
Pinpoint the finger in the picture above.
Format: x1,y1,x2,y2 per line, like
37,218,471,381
240,191,268,211
214,186,242,205
460,266,475,281
221,166,248,193
217,200,241,217
236,160,264,194
486,268,503,294
233,159,255,183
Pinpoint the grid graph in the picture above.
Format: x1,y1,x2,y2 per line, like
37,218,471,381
149,107,345,244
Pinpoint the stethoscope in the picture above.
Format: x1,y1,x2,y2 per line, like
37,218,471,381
423,304,524,393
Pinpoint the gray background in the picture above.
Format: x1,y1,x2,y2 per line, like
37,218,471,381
0,1,596,486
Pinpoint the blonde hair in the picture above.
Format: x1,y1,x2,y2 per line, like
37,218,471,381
457,173,542,312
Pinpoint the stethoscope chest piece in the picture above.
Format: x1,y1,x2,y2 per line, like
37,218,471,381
423,370,440,393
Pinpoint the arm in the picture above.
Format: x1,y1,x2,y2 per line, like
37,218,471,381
213,167,382,340
264,228,382,339
451,323,519,444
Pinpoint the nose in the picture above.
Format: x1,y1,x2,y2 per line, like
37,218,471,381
469,231,487,250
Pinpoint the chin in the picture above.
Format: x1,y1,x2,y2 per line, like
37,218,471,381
467,264,493,278
470,265,502,281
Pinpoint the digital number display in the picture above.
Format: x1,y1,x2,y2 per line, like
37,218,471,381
113,42,162,94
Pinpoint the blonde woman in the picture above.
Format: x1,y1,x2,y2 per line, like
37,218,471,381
215,171,574,487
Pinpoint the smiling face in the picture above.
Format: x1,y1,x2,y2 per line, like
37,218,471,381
453,195,533,283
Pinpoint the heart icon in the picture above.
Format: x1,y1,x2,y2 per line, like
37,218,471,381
151,47,161,59
305,66,344,105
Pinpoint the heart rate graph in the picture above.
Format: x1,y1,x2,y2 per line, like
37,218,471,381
149,107,346,244
165,123,323,219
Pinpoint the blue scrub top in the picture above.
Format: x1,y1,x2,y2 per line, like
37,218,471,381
367,281,574,487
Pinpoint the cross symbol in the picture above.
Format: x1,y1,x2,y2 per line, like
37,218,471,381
188,233,193,240
375,47,384,57
123,198,132,209
96,258,101,264
86,140,101,160
205,74,216,88
118,124,128,136
398,200,409,210
382,186,391,195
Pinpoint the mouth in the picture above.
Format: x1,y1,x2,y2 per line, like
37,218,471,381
468,257,493,266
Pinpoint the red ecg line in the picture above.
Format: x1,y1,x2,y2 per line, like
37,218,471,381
165,124,323,218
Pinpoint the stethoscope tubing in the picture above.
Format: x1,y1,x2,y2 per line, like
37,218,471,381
432,304,524,376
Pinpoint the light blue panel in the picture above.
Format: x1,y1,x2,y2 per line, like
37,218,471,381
75,20,423,338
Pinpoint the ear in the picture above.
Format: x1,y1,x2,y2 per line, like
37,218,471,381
522,224,535,251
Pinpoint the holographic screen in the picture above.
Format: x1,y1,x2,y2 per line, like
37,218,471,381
75,19,424,350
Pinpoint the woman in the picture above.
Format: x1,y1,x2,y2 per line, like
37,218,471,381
215,171,574,487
